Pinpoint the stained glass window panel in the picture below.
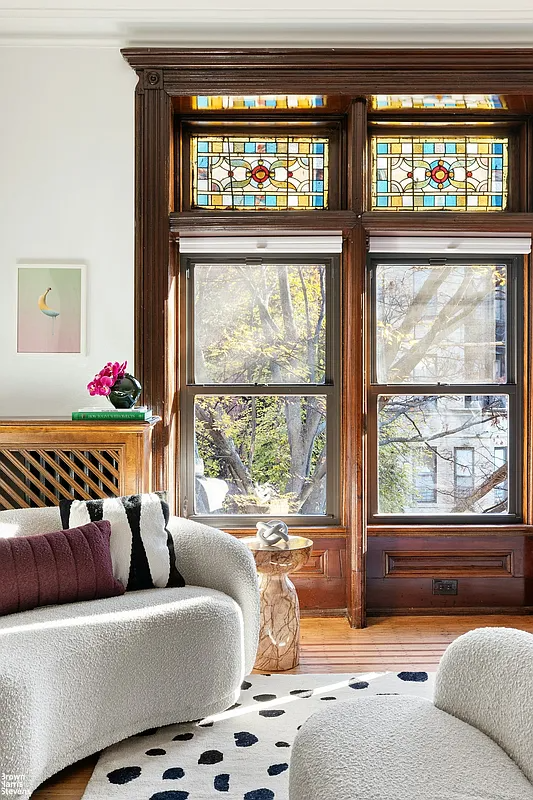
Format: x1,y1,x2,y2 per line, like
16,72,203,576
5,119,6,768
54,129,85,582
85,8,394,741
193,95,326,110
372,95,505,110
191,135,329,210
371,136,508,211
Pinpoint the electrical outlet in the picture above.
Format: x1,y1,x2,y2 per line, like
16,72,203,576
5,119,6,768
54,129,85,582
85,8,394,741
432,579,458,596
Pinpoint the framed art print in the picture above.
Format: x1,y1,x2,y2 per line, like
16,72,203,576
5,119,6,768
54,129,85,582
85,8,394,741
17,264,86,354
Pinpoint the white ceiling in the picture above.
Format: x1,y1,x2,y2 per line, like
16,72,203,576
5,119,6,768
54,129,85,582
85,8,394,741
1,0,533,47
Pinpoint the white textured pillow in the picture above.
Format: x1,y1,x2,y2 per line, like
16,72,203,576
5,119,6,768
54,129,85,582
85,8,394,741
59,493,184,591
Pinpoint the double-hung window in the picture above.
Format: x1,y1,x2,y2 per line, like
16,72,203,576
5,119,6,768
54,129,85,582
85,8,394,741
180,242,340,526
368,247,523,522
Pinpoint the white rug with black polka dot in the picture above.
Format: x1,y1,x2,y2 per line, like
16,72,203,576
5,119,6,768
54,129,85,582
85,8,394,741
82,671,435,800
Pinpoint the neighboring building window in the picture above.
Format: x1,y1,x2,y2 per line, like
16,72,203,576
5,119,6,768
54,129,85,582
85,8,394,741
454,447,475,498
181,254,339,524
371,135,508,210
414,449,437,504
493,446,508,508
370,256,519,520
191,135,329,210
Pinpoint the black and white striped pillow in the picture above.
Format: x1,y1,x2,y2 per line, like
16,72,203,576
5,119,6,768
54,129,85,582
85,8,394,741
59,493,185,591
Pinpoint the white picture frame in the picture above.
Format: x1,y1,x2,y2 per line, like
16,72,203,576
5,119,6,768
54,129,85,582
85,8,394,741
16,263,86,355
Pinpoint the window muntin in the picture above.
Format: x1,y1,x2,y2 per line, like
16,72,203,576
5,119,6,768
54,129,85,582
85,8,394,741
371,95,505,111
371,135,508,211
193,262,326,384
194,395,327,515
182,254,339,525
375,262,507,384
191,135,329,210
377,394,509,515
193,95,326,110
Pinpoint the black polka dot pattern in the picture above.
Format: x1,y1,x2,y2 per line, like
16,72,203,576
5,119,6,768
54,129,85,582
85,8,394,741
349,681,369,690
267,763,288,776
397,671,428,682
290,689,313,698
198,750,224,765
98,673,432,800
107,766,141,784
172,733,194,742
234,731,258,747
162,767,185,780
214,773,230,792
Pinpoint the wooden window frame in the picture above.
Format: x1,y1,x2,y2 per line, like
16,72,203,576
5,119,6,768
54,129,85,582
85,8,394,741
121,48,533,627
368,124,525,212
367,253,523,525
179,252,341,527
179,120,344,211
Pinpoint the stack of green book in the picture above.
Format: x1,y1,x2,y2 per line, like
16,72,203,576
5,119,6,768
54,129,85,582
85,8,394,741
72,406,153,421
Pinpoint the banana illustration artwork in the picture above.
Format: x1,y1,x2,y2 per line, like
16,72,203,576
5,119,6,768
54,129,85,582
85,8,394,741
38,287,60,318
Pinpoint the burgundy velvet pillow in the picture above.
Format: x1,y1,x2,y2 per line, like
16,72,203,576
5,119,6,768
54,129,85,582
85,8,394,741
0,520,125,616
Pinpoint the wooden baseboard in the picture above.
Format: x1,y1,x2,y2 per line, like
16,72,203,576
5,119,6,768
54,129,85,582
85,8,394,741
367,606,533,616
301,608,347,618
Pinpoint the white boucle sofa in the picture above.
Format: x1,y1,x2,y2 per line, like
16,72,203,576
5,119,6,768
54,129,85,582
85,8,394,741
289,627,533,800
0,506,259,800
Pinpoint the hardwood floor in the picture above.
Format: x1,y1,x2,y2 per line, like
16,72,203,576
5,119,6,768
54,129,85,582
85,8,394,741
31,614,533,799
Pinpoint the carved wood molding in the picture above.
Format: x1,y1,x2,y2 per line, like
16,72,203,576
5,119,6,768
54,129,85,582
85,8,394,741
121,45,533,625
122,49,533,94
384,550,514,578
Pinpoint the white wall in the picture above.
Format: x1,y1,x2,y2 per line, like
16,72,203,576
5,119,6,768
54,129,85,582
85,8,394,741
0,47,137,415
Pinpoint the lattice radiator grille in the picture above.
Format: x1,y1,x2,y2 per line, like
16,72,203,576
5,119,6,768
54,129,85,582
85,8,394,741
0,448,122,509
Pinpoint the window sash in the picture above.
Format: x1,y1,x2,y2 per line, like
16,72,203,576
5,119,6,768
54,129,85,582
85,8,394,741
367,253,522,523
180,253,341,526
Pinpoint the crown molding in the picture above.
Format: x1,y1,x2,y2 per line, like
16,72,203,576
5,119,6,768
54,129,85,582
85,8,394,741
1,12,533,48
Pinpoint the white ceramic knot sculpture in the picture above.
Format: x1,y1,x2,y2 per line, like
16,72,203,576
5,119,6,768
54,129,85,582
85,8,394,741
256,519,290,547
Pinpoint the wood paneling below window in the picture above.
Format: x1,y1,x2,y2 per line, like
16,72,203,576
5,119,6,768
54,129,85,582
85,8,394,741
367,533,533,614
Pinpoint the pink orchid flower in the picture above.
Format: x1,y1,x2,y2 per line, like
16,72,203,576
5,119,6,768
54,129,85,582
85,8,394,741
87,361,128,397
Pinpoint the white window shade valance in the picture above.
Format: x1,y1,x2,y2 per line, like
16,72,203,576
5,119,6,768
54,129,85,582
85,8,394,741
179,233,343,254
369,235,531,256
368,236,531,255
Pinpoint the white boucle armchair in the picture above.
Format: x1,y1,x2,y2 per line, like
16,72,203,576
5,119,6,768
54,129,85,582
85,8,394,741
0,506,259,800
290,627,533,800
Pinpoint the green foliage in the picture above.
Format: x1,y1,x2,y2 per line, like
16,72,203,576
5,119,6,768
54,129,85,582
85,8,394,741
378,444,412,513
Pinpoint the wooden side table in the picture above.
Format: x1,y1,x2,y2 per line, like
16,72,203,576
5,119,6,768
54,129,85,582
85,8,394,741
243,535,313,672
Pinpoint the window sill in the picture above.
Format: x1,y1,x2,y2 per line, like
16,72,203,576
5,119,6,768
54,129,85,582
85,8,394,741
368,523,533,536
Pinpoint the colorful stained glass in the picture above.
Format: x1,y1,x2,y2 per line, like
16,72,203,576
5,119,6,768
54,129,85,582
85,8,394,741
193,95,326,110
372,95,505,110
371,136,508,211
191,135,329,210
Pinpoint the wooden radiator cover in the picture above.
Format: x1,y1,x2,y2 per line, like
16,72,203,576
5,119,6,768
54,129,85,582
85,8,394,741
0,418,159,509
